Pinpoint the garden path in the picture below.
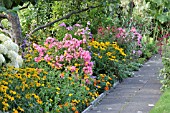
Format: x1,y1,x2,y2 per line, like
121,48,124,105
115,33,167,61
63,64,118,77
85,54,163,113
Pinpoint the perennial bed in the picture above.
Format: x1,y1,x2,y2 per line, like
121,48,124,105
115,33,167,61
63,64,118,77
0,22,157,113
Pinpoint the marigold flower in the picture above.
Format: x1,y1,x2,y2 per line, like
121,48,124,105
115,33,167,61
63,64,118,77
69,93,73,96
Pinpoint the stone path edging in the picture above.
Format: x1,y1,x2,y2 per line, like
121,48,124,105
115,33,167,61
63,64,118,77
82,81,119,113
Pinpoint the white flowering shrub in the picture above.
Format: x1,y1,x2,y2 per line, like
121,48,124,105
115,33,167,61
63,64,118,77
0,34,23,68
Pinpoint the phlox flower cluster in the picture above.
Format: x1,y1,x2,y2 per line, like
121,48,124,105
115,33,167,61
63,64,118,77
130,27,143,47
33,33,93,75
59,21,93,39
0,34,23,68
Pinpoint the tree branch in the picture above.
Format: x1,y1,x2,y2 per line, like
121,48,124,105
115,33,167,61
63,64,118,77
19,2,30,10
28,5,100,36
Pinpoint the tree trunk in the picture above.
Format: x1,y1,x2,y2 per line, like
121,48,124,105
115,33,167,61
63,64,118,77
7,12,22,44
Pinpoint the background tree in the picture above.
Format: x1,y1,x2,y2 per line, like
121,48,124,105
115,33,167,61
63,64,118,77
0,0,120,44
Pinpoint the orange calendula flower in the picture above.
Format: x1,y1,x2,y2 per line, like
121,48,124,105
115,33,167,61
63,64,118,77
104,86,109,91
75,110,79,113
71,106,76,111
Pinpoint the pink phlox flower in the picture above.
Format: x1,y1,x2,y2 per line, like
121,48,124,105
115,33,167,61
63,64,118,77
44,54,52,62
49,42,57,49
59,55,64,62
137,50,142,56
63,34,72,41
70,66,76,72
74,24,81,27
73,52,80,59
63,40,73,48
55,62,63,68
80,51,91,62
83,66,93,75
65,53,73,62
66,26,73,30
117,28,126,32
34,56,42,62
56,42,63,50
78,47,83,52
33,43,47,56
98,27,104,34
72,38,81,48
130,27,137,33
59,22,66,27
116,34,121,38
85,79,91,84
45,37,55,44
85,62,93,67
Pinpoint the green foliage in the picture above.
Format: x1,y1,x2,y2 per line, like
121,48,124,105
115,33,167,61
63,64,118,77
160,57,170,90
146,0,170,24
0,0,38,9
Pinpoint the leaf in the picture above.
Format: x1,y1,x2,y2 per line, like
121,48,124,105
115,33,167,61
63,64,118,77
151,0,163,6
0,6,7,12
12,6,20,12
156,14,168,23
2,0,13,9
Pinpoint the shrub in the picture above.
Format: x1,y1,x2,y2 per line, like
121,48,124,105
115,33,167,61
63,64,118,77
0,34,23,68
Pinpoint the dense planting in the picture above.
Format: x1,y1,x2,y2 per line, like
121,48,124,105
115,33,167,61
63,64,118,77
0,0,169,113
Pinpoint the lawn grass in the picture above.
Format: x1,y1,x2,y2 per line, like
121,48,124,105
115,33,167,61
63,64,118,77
150,88,170,113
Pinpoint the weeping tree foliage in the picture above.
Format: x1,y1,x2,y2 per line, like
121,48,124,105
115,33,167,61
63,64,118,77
0,0,120,44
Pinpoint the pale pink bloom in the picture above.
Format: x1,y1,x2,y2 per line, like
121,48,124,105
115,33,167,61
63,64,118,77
137,50,142,56
80,51,91,62
33,43,47,54
39,51,45,57
73,52,80,59
74,24,81,27
45,37,55,44
49,42,57,49
59,55,64,62
85,62,93,67
44,54,52,62
34,57,42,62
83,66,93,75
117,28,125,32
59,22,66,27
63,34,72,41
66,26,73,30
63,40,72,48
55,62,63,68
86,79,91,84
56,42,63,49
65,53,73,62
130,27,137,33
70,66,76,72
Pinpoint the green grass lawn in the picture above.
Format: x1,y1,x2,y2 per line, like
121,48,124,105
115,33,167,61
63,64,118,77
150,88,170,113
